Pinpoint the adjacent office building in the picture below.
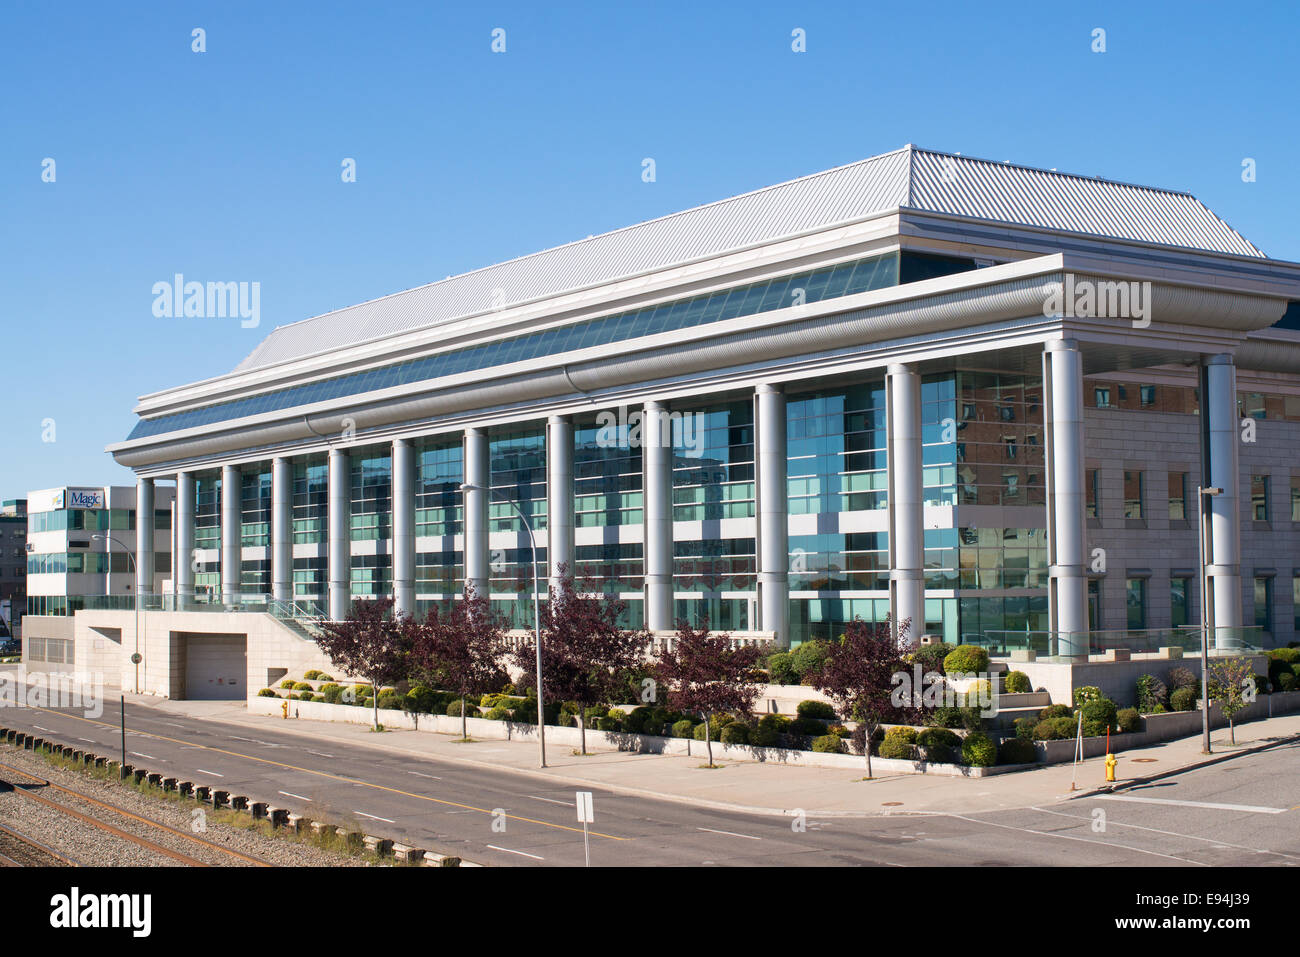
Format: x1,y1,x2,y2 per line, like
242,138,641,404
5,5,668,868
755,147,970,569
22,485,173,670
54,145,1300,697
0,500,27,638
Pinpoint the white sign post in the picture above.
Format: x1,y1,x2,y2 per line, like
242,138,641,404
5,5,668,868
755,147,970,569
575,791,594,867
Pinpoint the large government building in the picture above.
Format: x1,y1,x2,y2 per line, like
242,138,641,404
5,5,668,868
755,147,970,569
64,145,1300,695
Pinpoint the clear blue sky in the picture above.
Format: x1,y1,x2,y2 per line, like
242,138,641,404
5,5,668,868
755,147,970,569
3,0,1297,497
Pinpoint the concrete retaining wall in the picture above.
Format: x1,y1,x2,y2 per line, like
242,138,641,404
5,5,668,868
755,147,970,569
247,695,1009,776
1014,653,1268,709
1032,690,1300,761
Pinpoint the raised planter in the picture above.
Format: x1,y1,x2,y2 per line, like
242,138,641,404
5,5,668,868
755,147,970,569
246,694,1007,775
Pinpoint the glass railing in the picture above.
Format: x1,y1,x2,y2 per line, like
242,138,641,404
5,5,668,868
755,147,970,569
969,626,1266,657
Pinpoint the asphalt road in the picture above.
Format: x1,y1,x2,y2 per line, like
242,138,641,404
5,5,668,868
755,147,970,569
1,689,1296,867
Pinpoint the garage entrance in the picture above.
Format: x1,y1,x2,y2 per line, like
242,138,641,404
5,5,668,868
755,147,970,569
182,633,248,700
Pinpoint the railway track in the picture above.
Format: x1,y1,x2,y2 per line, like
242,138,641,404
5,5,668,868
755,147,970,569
0,821,78,867
0,760,273,867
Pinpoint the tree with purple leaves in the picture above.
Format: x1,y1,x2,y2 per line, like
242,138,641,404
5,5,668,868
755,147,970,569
512,572,646,755
411,585,509,741
809,617,921,779
654,618,764,769
314,598,415,732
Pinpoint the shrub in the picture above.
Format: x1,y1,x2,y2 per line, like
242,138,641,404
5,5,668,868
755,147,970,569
303,670,323,680
671,719,696,739
790,640,830,684
295,692,314,701
484,706,511,721
257,688,278,697
998,737,1037,765
311,694,325,703
943,644,989,676
404,686,444,714
1033,716,1078,740
961,731,997,767
1135,674,1168,713
1170,686,1198,712
1003,671,1032,694
1039,704,1072,720
1072,685,1102,707
930,705,983,731
1116,707,1140,734
445,699,472,717
291,681,313,691
622,706,653,734
963,679,994,708
787,716,828,738
796,700,837,720
1265,650,1299,688
595,716,622,732
765,651,798,686
916,727,961,762
1079,698,1118,737
719,723,749,745
316,673,333,682
1167,666,1198,692
811,734,845,754
1278,672,1297,693
1013,716,1037,740
912,642,955,674
376,690,403,711
878,726,919,760
279,680,296,690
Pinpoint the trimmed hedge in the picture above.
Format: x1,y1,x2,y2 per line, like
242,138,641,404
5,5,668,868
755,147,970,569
796,700,837,720
961,731,997,767
878,726,919,760
765,651,798,686
671,719,696,739
943,644,989,676
916,727,961,762
1039,704,1072,720
1079,698,1118,736
1033,716,1078,740
1003,671,1032,694
1116,707,1140,734
257,688,278,697
1170,686,1198,712
811,734,846,754
998,737,1037,765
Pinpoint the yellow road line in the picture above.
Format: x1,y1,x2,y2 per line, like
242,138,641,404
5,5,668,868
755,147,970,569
24,705,630,841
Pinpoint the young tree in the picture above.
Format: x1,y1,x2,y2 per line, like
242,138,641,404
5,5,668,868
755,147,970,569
810,617,920,779
314,598,414,731
512,573,645,755
654,617,764,768
1207,655,1256,746
411,586,509,740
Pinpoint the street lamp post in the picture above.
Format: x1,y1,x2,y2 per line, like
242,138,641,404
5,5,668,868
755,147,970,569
1196,486,1223,755
460,483,546,769
93,534,140,695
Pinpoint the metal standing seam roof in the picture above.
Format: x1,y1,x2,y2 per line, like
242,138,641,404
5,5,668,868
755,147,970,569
229,145,1264,375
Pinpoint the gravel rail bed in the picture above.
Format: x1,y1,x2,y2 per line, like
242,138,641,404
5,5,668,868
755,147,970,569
0,743,366,867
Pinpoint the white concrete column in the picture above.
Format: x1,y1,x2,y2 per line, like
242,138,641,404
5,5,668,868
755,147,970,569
1202,354,1243,645
755,385,789,646
220,464,240,607
886,365,925,645
175,471,195,600
546,415,574,593
392,438,416,617
643,399,674,632
271,456,293,604
328,448,350,621
463,428,490,601
1044,340,1089,657
135,477,155,603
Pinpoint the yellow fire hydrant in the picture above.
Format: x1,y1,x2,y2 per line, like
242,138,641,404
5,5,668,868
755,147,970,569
281,699,289,720
1105,751,1117,782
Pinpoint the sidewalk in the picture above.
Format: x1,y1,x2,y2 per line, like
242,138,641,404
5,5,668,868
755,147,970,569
135,693,1300,819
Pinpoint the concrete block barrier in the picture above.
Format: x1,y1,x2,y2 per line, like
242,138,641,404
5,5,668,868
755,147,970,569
284,813,304,833
177,781,194,796
193,785,211,801
363,835,393,855
422,853,463,867
250,800,269,819
229,795,249,811
145,772,163,787
392,844,424,863
211,789,229,808
162,777,178,791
